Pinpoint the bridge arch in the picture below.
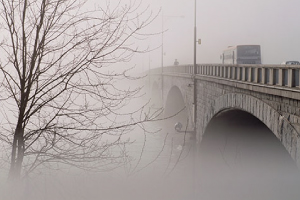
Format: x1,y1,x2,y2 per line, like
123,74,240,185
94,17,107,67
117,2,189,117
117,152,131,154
164,86,189,128
201,93,300,166
150,81,161,107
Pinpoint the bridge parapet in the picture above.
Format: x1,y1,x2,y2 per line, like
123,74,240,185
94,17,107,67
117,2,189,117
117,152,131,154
148,63,300,168
162,64,300,89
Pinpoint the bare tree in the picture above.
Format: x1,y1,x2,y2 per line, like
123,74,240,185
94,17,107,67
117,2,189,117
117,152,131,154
0,0,158,180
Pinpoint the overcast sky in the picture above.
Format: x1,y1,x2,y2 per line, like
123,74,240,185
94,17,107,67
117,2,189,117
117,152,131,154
132,0,300,70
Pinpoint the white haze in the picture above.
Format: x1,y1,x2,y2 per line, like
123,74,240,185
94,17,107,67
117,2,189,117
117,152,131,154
1,0,300,200
135,0,300,72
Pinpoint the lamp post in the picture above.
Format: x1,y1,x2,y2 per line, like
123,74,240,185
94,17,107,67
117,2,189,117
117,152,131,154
193,0,197,134
194,0,197,72
161,12,164,75
192,3,198,200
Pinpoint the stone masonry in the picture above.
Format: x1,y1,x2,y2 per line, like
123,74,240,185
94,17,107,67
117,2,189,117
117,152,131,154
149,68,300,168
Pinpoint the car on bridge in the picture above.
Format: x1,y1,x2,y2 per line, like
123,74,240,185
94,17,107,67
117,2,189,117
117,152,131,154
281,61,300,65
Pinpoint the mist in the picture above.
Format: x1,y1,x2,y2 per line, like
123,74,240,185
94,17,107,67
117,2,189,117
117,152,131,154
197,110,300,200
135,0,300,70
1,0,300,200
3,93,300,200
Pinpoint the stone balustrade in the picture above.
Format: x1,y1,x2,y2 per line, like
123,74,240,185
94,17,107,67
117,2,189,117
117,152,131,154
160,64,300,88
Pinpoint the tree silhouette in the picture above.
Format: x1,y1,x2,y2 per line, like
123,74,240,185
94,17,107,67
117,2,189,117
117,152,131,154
0,0,157,180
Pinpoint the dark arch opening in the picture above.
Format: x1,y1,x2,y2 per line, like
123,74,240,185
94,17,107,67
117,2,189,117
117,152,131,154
197,109,300,200
164,86,188,129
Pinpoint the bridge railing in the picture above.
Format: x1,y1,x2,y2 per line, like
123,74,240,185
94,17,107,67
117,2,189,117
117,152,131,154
160,64,300,88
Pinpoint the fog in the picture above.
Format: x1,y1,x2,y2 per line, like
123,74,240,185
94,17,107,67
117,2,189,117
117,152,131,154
136,0,300,71
3,99,300,200
197,110,300,200
1,0,300,199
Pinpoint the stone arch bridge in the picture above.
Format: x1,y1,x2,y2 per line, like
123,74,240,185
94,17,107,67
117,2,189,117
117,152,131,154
147,64,300,167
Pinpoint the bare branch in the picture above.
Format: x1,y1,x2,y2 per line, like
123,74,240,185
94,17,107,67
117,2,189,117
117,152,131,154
0,0,159,180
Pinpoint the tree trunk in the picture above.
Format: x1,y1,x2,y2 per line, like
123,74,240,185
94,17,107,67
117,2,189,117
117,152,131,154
8,126,25,180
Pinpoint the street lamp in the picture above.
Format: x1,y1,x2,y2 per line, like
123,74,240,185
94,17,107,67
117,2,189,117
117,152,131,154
193,0,197,134
194,0,197,74
192,3,198,200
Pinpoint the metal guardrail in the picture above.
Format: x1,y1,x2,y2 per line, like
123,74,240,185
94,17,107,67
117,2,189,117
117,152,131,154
152,64,300,88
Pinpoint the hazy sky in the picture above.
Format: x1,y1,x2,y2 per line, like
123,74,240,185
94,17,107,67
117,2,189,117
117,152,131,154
134,0,300,70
